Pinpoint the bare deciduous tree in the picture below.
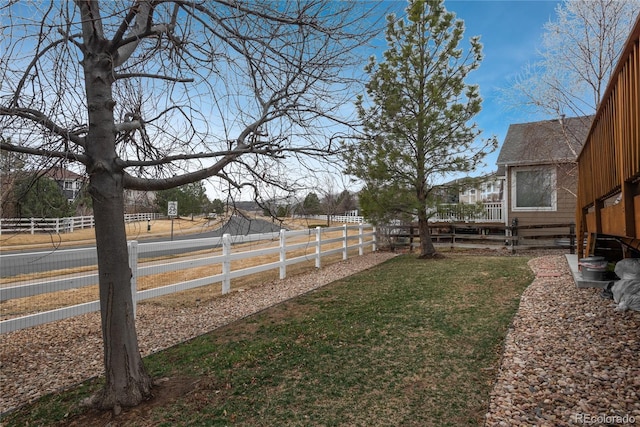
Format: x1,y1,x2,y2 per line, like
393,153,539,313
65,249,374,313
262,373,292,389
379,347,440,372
502,1,638,208
0,0,377,411
508,0,638,118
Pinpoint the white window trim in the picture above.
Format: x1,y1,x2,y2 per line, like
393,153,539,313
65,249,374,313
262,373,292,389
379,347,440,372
510,166,557,212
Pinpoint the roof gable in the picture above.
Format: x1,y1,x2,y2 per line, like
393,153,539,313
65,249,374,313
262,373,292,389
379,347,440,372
42,167,85,181
497,116,593,166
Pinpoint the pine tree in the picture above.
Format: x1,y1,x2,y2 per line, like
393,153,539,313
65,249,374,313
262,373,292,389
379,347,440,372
344,0,496,257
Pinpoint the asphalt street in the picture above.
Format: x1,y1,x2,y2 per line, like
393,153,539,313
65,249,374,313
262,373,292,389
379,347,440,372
0,216,284,279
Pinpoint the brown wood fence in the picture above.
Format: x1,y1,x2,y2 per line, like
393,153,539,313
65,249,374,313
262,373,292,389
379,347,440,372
378,222,576,254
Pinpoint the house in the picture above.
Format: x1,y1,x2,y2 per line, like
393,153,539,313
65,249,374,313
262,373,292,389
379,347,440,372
43,167,85,202
457,172,504,204
124,189,156,214
497,115,593,235
436,172,503,205
429,172,505,223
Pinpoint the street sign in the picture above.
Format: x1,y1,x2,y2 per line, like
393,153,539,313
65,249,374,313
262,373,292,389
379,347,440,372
168,201,178,218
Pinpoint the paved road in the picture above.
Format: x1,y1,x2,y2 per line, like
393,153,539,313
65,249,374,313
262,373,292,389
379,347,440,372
0,216,284,279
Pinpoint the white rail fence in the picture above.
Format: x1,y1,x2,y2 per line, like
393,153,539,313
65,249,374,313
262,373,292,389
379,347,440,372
0,213,159,235
305,214,366,224
0,224,376,334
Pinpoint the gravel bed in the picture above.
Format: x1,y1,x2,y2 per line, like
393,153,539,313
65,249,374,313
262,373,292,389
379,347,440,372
485,255,640,426
0,252,396,415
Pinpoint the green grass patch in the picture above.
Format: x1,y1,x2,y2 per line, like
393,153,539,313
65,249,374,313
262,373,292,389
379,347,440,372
3,254,533,426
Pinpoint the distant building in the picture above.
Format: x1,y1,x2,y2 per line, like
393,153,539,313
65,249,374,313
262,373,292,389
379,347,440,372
43,167,85,202
438,172,504,205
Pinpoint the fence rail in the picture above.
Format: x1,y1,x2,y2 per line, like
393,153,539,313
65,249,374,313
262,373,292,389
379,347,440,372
378,222,575,253
0,213,159,235
0,224,376,334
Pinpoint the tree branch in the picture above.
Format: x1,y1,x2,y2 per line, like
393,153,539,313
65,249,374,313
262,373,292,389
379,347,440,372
0,107,86,148
10,35,79,108
0,141,88,164
113,72,194,83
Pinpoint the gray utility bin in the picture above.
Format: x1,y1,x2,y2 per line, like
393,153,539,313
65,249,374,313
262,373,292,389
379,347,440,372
579,256,607,281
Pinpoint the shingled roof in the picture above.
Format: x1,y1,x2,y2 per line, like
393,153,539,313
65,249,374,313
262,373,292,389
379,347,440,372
497,116,593,166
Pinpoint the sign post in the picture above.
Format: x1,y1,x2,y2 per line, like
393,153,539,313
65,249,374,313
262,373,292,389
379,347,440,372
168,201,178,241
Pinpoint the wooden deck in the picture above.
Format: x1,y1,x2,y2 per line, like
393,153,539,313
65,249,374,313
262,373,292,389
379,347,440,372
576,15,640,260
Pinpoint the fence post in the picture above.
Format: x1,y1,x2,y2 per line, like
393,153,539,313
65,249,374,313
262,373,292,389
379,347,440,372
510,218,518,254
343,224,348,260
128,240,138,318
569,223,576,254
279,229,286,280
358,223,364,256
222,233,231,294
30,218,35,234
315,226,322,268
409,226,414,253
372,226,377,251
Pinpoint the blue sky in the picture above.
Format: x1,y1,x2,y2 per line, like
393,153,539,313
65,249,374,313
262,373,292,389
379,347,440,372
434,0,561,175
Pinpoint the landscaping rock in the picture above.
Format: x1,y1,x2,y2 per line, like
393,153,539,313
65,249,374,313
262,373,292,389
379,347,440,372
485,255,640,426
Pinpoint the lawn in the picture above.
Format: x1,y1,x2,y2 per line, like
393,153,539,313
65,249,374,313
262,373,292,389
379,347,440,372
2,254,533,426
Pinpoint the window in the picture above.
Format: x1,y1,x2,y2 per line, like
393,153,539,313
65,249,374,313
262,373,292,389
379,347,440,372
511,167,556,211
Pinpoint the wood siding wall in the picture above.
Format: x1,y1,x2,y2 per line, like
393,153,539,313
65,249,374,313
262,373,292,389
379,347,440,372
577,15,640,258
509,163,577,236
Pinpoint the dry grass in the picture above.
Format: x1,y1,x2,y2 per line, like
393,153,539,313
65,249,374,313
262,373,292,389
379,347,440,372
0,217,221,250
0,215,328,251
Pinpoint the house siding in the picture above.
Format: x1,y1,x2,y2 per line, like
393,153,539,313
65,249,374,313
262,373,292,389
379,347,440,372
508,163,576,237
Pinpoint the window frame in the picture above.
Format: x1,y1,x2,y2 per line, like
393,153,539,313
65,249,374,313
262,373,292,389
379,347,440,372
510,166,557,212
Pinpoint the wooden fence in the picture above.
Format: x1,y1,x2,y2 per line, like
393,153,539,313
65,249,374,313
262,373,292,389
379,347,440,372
0,224,376,334
378,222,576,253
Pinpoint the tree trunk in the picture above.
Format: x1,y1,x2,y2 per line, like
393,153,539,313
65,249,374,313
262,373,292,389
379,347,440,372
90,170,152,410
417,210,437,258
83,50,152,410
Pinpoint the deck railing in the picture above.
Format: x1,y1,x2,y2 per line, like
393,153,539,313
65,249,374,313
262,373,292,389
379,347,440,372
576,15,640,258
429,202,503,223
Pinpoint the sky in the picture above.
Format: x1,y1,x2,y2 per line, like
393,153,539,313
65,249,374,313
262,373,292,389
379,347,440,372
201,0,564,200
227,0,565,200
2,0,566,202
426,0,561,176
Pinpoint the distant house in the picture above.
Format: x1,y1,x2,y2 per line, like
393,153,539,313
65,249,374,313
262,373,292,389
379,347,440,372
458,172,504,204
43,167,85,202
124,189,156,214
43,167,156,214
437,172,504,205
496,116,593,231
428,172,505,223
